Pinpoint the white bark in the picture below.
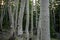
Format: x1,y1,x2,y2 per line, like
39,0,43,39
14,0,19,30
39,0,50,40
17,0,26,40
14,0,19,38
8,0,14,36
25,0,29,40
31,0,34,40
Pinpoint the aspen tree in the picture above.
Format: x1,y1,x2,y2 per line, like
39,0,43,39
17,0,26,40
25,0,29,40
39,0,50,40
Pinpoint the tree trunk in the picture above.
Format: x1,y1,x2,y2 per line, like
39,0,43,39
39,0,50,40
31,0,34,40
25,0,29,40
8,0,14,36
0,5,4,31
17,0,26,40
14,0,19,39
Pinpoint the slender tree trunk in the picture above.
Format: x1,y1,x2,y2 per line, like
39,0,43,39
0,6,4,31
36,0,41,40
31,0,34,40
35,0,38,29
14,0,19,32
8,0,14,37
17,0,26,40
39,0,50,40
13,0,19,39
25,0,29,40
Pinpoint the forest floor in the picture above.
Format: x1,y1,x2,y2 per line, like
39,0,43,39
51,38,58,40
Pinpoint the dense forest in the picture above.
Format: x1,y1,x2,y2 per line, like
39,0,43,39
0,0,60,40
